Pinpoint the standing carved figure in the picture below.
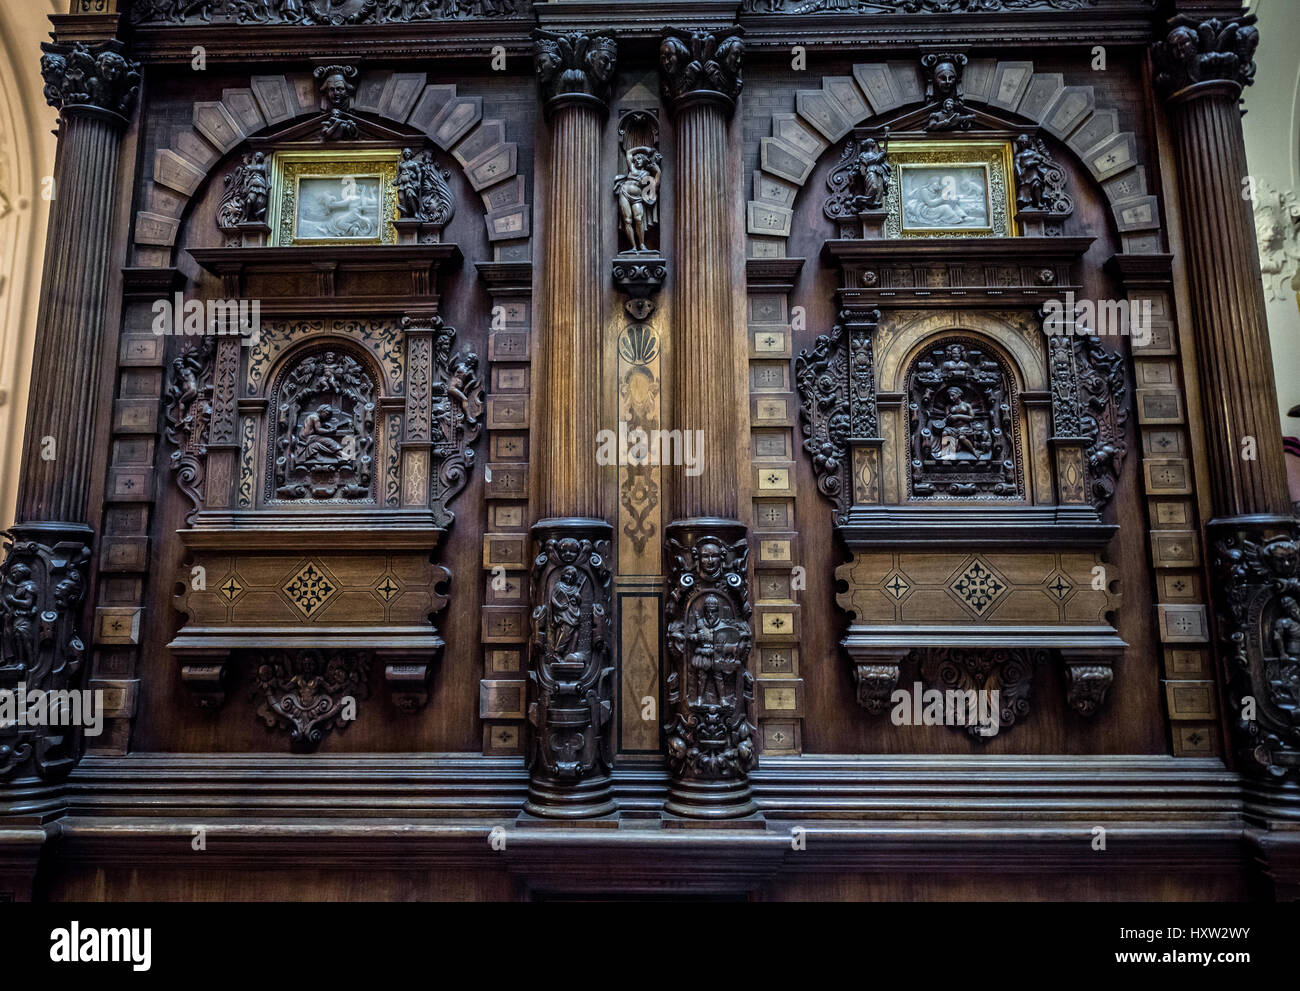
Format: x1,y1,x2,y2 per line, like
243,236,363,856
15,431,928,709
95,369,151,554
613,146,662,252
315,64,359,141
851,129,889,211
1013,134,1047,209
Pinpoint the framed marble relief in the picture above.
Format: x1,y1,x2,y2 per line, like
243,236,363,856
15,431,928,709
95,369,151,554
885,140,1015,239
270,150,400,246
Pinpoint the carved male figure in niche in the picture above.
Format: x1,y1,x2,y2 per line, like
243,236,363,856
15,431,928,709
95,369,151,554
274,350,374,501
850,129,890,212
1,563,38,676
315,64,358,141
1270,596,1300,717
613,146,662,252
297,404,349,469
549,565,586,666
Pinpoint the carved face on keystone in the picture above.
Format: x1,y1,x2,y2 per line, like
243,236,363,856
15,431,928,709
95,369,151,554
697,540,725,580
323,73,351,109
934,61,958,97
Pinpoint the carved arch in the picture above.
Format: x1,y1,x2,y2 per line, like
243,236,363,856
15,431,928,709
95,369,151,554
134,71,529,264
746,59,1160,255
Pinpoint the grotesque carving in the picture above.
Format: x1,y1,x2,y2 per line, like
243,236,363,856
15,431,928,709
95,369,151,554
908,339,1019,499
1152,15,1259,97
1211,524,1300,778
1012,133,1073,215
921,52,974,131
252,650,369,753
314,64,359,140
396,148,455,226
217,151,270,235
525,525,614,808
269,348,376,502
0,531,91,780
164,340,216,525
39,40,141,119
659,30,744,107
663,523,756,795
915,648,1048,740
824,128,890,230
533,30,618,109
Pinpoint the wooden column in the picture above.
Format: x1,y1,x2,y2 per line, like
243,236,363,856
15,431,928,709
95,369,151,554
523,30,617,819
0,38,138,802
1154,11,1300,891
659,28,758,820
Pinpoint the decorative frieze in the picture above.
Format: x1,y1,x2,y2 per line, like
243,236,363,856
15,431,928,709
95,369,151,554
130,0,527,25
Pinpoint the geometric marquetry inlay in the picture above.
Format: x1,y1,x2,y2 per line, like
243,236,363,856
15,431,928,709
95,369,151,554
282,561,339,618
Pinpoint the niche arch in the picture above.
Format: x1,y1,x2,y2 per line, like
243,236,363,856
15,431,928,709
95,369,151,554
133,70,530,266
746,58,1161,256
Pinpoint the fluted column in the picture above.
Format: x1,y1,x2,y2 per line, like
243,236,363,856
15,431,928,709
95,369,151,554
523,31,617,819
659,28,758,820
1155,13,1300,876
0,38,139,804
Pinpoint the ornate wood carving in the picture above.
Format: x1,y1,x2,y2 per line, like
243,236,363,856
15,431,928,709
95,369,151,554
268,348,377,502
164,340,216,525
1073,335,1128,512
130,0,525,25
907,338,1020,499
612,110,666,319
795,309,880,522
1152,15,1258,97
534,30,617,111
1012,134,1072,216
824,128,890,237
740,0,1098,11
314,64,359,140
1211,523,1300,779
524,519,615,818
39,40,140,121
217,152,270,240
921,52,973,132
396,148,455,227
0,527,92,781
252,649,370,753
914,647,1048,739
663,520,758,819
659,29,744,108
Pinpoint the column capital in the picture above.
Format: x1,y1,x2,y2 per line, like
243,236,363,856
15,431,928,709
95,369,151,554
659,27,744,116
532,29,617,117
1151,13,1259,105
39,38,140,125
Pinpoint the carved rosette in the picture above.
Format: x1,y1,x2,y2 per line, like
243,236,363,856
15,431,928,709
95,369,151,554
1210,519,1300,779
663,519,758,819
251,650,370,753
524,519,615,818
39,40,140,123
1152,15,1259,101
0,525,92,781
533,30,618,113
659,29,744,110
794,309,880,522
164,340,216,525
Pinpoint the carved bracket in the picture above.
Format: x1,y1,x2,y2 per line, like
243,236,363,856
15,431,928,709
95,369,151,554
252,649,370,753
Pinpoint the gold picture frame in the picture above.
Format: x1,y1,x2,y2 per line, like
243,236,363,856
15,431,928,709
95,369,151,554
269,149,400,247
885,139,1016,239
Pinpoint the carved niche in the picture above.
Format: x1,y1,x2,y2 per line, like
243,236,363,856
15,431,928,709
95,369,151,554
612,111,667,320
907,338,1021,500
662,522,758,818
268,347,377,503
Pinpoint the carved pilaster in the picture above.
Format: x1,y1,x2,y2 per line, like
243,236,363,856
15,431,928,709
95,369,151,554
524,519,615,819
663,520,758,820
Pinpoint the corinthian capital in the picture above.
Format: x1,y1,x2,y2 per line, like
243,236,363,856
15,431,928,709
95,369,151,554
39,39,140,121
533,30,618,113
1152,14,1259,100
659,28,744,112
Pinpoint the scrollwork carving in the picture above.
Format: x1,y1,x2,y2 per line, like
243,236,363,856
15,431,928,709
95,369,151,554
914,647,1048,739
1073,335,1128,512
251,649,370,753
164,340,216,525
1012,133,1072,216
217,152,270,235
0,528,92,781
420,316,483,524
396,148,455,226
1211,522,1300,779
824,128,890,229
